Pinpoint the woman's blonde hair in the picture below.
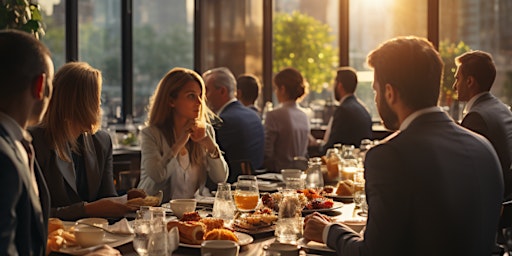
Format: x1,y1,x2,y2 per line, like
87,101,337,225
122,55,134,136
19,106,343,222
147,67,212,166
40,62,102,162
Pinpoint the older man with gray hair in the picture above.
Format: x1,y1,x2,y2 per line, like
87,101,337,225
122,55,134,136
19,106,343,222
203,67,264,183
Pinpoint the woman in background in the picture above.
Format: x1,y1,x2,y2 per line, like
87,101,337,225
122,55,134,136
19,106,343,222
30,62,134,221
264,67,310,172
137,67,228,202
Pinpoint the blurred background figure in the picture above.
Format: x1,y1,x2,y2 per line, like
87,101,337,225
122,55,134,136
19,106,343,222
138,67,227,202
264,67,310,172
203,67,264,183
0,30,52,256
317,66,372,155
30,62,134,221
236,74,262,117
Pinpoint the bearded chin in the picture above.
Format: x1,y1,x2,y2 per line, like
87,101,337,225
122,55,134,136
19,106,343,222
379,97,400,131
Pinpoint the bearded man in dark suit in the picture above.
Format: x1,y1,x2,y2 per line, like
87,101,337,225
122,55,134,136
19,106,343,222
320,66,372,154
0,30,53,256
303,36,503,256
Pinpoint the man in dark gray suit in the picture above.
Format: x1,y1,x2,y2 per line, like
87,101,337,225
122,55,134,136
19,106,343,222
0,30,53,255
319,66,372,154
454,50,512,199
304,36,503,255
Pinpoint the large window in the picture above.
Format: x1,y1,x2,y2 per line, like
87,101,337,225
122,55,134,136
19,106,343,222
350,0,427,120
133,0,194,123
40,0,66,70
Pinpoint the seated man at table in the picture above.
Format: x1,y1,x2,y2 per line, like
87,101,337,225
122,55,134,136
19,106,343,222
203,67,264,183
318,66,372,154
303,36,503,255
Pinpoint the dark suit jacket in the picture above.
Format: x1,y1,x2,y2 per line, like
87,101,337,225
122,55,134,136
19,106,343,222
216,101,264,183
321,95,372,154
0,125,50,256
30,127,117,221
461,92,512,198
327,111,503,256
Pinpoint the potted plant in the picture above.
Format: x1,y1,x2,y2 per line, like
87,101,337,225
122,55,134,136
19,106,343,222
0,0,45,39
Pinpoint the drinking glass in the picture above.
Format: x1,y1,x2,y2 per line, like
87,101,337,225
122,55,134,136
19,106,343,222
305,157,324,191
353,169,367,217
133,217,151,256
212,182,236,225
234,175,259,212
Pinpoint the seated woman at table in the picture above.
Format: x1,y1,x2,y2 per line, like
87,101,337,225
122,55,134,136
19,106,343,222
137,67,228,202
264,67,310,172
30,62,134,221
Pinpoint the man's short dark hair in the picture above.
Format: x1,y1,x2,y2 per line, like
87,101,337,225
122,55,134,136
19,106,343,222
237,74,260,103
455,50,496,92
0,30,50,100
367,36,443,110
335,67,358,93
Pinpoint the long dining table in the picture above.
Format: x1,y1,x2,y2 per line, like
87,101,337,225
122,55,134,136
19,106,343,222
114,201,359,256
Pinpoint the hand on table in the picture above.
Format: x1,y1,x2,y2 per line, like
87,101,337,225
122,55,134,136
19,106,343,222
303,212,333,243
84,198,137,217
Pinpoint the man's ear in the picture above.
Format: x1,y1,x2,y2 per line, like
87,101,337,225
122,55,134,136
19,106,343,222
33,74,46,100
384,83,397,104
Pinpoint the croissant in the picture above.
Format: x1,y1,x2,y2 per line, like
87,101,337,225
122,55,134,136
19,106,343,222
167,220,206,245
204,228,239,243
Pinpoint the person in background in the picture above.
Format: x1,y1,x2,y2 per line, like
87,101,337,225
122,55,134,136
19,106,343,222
318,67,373,154
454,50,512,198
203,67,264,183
138,67,228,202
264,67,310,172
0,30,52,256
303,36,503,255
30,62,134,221
236,74,262,116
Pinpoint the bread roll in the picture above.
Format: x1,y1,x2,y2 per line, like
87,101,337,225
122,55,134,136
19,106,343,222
336,180,354,196
48,218,64,234
167,220,206,245
127,188,147,200
199,218,224,233
204,228,239,243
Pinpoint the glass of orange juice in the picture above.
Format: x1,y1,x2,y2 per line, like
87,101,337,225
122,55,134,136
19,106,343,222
234,175,259,212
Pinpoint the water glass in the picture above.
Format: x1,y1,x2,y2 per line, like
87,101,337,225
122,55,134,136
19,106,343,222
147,208,168,256
275,189,303,244
133,218,151,256
212,182,236,225
234,175,259,212
305,157,324,191
353,169,367,217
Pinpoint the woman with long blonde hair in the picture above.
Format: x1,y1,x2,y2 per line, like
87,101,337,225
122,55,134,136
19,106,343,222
30,62,134,220
137,67,228,202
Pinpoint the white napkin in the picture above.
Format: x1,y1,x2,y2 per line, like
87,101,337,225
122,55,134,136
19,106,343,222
108,218,133,234
167,226,179,253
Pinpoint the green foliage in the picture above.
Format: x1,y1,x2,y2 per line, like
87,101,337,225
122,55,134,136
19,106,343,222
438,40,471,105
273,11,338,93
0,0,45,39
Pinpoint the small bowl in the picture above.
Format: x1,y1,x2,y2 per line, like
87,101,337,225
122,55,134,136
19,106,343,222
170,199,197,219
263,242,301,256
74,225,105,247
76,218,109,229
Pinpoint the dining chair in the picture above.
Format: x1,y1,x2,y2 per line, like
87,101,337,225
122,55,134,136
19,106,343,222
117,170,141,193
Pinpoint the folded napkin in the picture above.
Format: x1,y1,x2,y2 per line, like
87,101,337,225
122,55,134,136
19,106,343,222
168,226,179,253
108,218,133,234
83,245,121,256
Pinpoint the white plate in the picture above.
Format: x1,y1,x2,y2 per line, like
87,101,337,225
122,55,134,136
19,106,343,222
58,233,134,255
258,181,280,192
179,232,253,248
301,201,343,214
297,238,335,253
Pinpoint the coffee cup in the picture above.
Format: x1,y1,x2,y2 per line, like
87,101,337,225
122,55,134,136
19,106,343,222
201,240,239,256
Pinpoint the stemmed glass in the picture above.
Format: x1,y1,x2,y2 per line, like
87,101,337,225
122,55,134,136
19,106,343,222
233,175,259,212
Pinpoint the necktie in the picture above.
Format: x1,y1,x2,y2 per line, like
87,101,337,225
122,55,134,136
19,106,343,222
20,139,39,196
